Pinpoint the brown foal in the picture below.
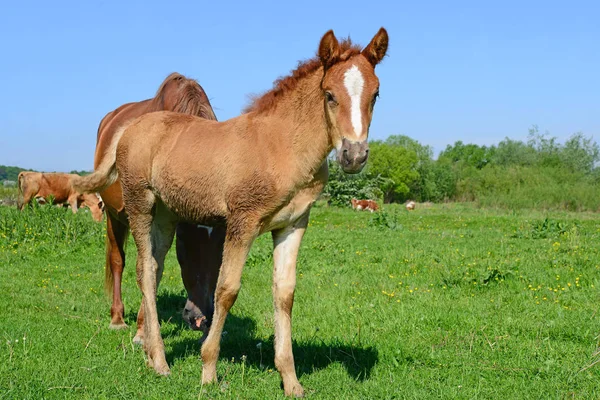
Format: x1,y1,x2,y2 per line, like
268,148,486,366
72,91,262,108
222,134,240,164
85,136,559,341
75,29,388,396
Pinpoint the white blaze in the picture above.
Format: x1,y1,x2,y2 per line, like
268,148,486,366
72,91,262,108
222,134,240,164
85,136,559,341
343,65,365,139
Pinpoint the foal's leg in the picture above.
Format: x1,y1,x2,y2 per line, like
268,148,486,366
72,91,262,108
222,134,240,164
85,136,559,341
129,203,176,375
271,213,309,397
201,224,257,384
133,215,171,345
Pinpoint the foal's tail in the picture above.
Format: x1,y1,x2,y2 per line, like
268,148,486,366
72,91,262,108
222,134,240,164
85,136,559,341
72,125,128,194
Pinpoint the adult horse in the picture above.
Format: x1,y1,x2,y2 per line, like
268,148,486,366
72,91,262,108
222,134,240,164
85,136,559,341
95,73,222,338
75,28,388,396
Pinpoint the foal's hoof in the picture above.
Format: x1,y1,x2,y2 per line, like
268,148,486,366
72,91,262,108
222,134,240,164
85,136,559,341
148,360,171,376
283,382,305,398
155,364,171,376
201,368,217,385
108,321,128,330
132,333,144,346
147,353,170,376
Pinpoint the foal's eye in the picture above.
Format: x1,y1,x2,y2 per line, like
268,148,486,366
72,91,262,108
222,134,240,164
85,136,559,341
371,91,379,107
325,91,337,106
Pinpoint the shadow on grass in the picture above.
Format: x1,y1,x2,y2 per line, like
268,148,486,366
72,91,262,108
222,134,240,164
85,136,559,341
126,290,378,381
124,289,190,337
168,312,378,381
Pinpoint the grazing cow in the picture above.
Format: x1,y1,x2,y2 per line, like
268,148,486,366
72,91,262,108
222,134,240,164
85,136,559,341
78,193,105,222
351,198,380,212
17,171,104,220
54,192,104,222
17,171,104,221
406,200,416,211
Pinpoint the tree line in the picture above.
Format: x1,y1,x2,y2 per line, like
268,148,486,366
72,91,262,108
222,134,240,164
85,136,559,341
0,167,91,182
325,126,600,211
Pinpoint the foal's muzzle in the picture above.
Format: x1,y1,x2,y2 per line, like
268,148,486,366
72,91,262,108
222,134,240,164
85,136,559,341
338,138,369,174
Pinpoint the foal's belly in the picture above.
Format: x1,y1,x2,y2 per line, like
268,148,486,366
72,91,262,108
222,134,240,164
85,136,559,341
261,190,318,233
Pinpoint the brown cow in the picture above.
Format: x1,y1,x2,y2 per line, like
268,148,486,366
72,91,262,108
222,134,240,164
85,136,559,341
18,171,104,221
77,193,105,222
351,198,379,212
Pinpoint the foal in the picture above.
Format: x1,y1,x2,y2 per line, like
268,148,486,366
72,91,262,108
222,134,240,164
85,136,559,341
74,28,388,397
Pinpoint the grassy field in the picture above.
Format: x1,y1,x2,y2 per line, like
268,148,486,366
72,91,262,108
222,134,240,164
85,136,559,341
1,203,599,399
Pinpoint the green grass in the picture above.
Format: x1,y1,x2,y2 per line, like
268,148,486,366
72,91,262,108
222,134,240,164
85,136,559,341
1,203,599,399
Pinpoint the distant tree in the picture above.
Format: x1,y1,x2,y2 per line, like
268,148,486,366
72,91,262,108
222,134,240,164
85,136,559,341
560,132,600,174
323,159,389,207
69,170,92,176
429,157,458,201
0,165,34,181
383,135,439,201
439,141,492,169
489,138,537,167
526,125,561,168
367,140,419,202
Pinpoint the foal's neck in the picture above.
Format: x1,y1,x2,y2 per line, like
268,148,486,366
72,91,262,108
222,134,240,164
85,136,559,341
269,69,331,180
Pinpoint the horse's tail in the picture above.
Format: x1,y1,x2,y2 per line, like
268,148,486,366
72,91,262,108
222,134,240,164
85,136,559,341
104,234,114,296
72,125,128,194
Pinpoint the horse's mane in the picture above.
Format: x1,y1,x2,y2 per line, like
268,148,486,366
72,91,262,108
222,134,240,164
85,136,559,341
153,73,217,121
155,72,185,99
243,39,362,114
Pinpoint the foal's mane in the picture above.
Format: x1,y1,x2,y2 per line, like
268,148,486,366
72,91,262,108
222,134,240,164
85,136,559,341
153,72,216,120
244,39,362,114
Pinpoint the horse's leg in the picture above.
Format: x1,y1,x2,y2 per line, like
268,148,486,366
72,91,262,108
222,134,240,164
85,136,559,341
106,214,129,329
271,213,309,397
129,202,176,375
201,221,257,385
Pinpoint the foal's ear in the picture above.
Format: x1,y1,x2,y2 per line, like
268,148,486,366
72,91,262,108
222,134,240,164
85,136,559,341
362,27,389,66
319,30,340,69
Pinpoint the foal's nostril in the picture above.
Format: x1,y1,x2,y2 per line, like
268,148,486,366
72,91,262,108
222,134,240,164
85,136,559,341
342,149,351,164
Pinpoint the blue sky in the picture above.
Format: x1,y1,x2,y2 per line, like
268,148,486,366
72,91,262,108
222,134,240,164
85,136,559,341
1,0,598,171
